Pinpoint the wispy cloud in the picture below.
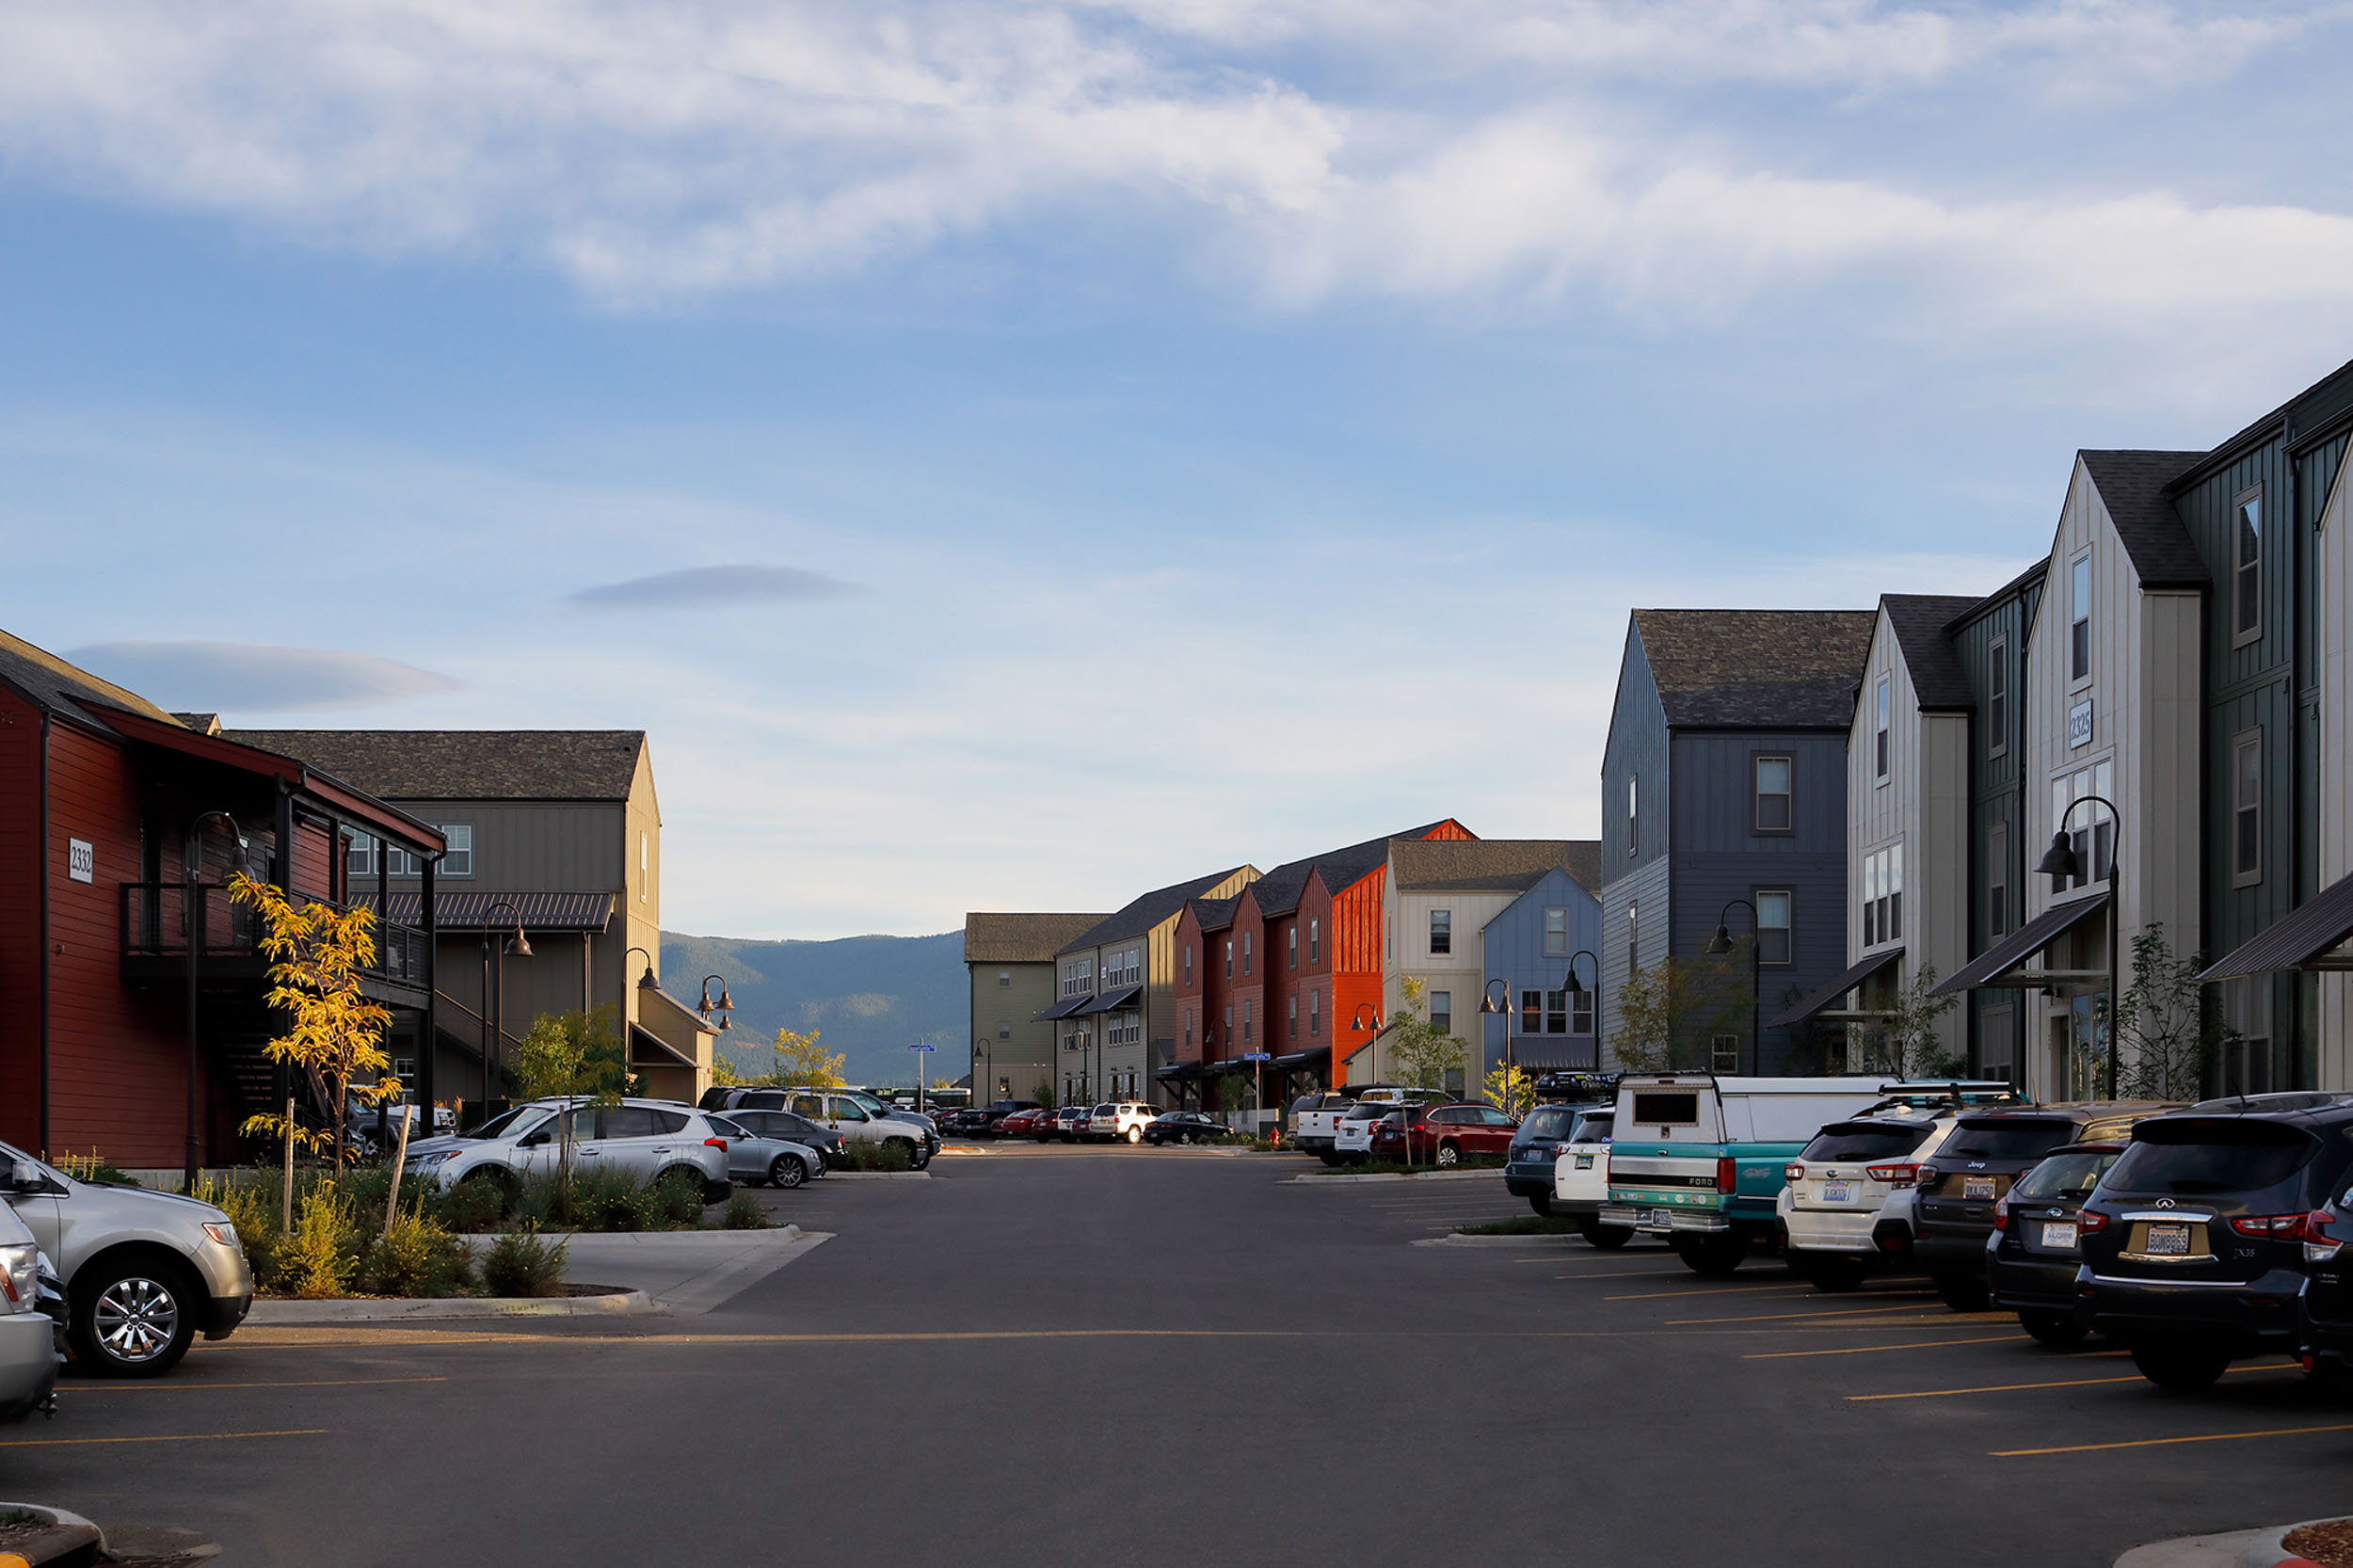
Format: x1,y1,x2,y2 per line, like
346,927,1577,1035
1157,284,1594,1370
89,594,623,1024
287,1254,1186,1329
567,565,862,610
69,640,459,711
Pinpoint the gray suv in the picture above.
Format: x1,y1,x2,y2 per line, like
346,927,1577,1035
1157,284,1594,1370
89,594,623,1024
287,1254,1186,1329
0,1143,252,1378
406,1098,731,1205
0,1201,60,1417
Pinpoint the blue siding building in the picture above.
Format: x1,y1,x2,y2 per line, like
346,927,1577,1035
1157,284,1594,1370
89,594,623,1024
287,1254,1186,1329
1598,609,1878,1074
1480,859,1604,1081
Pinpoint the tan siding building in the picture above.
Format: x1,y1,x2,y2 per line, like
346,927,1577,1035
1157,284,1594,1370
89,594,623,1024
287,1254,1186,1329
964,913,1107,1105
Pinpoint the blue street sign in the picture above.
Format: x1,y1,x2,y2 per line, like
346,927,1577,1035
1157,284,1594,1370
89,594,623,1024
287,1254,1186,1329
1241,1052,1272,1063
909,1043,936,1051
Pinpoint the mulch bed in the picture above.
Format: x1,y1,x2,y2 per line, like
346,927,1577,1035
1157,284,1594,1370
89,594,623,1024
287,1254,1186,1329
2283,1518,2353,1567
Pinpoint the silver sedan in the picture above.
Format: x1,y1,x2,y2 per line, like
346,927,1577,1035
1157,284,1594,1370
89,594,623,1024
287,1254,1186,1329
705,1116,826,1190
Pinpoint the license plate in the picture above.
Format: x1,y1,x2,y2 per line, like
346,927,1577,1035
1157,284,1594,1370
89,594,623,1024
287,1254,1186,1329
1575,1155,1594,1170
1964,1176,1996,1200
1650,1208,1674,1227
1820,1183,1854,1204
2146,1223,2192,1256
2040,1221,2077,1250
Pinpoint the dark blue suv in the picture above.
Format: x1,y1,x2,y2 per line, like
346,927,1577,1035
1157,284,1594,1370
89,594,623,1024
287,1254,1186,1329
2076,1093,2353,1389
1505,1102,1606,1217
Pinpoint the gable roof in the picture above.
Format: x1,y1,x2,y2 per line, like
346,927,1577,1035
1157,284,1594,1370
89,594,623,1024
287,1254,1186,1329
1187,896,1240,936
225,730,647,801
1062,867,1255,954
1250,820,1467,917
1944,558,2048,636
1880,595,1981,713
1392,839,1598,895
965,913,1112,966
0,629,186,733
2076,451,2209,590
1631,609,1878,729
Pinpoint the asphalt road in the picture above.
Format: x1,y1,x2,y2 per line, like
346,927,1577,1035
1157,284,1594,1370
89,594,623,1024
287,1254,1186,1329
11,1146,2352,1567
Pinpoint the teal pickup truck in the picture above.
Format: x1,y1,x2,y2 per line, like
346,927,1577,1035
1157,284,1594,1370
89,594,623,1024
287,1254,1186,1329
1601,1074,1908,1276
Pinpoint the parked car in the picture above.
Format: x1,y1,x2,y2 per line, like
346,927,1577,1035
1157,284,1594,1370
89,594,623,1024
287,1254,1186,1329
1332,1090,1451,1163
1779,1107,1969,1292
405,1097,731,1206
703,1114,826,1189
2077,1093,2353,1389
709,1089,937,1167
1084,1103,1158,1144
1369,1103,1518,1166
1292,1092,1364,1161
1552,1109,1628,1247
0,1202,59,1419
2300,1177,2353,1384
1143,1112,1222,1145
1506,1103,1602,1212
997,1108,1047,1138
1049,1106,1090,1143
1913,1102,2178,1310
1986,1141,2128,1347
0,1142,252,1378
721,1109,847,1169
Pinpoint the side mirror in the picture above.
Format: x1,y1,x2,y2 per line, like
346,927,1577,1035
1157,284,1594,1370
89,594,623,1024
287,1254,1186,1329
11,1160,44,1192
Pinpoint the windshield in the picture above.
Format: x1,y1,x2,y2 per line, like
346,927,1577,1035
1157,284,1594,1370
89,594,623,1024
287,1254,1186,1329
843,1092,889,1115
1093,1104,1116,1115
1519,1107,1577,1139
1801,1123,1931,1161
2105,1119,2321,1196
1570,1112,1614,1143
2013,1149,2121,1201
463,1106,551,1141
1945,1117,2078,1161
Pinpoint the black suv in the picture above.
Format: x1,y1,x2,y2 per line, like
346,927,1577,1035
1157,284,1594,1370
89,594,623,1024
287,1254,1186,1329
1914,1102,2177,1310
2077,1093,2353,1389
2300,1176,2353,1381
1986,1141,2128,1348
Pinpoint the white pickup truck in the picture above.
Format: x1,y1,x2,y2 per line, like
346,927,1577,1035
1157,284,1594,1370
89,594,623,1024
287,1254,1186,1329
1290,1093,1362,1163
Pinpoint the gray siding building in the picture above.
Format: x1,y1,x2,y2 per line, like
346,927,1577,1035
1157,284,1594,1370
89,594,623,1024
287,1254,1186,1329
963,912,1107,1105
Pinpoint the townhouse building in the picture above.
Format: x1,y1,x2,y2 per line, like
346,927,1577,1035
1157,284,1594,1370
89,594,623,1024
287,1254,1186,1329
1597,609,1878,1074
962,912,1107,1105
1470,849,1603,1082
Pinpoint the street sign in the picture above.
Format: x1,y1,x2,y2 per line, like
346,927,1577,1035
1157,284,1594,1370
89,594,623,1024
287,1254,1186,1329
908,1043,936,1051
1241,1052,1272,1063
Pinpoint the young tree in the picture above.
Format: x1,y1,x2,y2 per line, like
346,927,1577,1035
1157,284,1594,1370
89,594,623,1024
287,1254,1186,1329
511,1007,634,1218
1388,977,1467,1092
1848,966,1962,1079
1609,958,1704,1072
2114,923,2232,1101
1484,1062,1535,1119
774,1027,847,1088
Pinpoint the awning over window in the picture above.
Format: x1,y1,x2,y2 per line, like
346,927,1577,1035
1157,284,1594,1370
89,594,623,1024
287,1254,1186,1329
1766,948,1905,1030
1501,1040,1601,1073
1080,984,1142,1015
1930,892,2110,996
2201,872,2353,980
1032,995,1094,1022
1272,1046,1330,1068
1154,1063,1201,1080
374,890,616,931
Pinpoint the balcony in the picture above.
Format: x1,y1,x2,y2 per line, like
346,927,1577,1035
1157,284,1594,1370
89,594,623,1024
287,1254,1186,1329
120,883,432,1005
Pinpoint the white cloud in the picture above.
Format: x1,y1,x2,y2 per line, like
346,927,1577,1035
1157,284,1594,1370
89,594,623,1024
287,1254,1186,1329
68,640,460,711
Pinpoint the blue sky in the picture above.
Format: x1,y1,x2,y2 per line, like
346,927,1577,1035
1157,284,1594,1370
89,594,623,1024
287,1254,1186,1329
4,0,2351,938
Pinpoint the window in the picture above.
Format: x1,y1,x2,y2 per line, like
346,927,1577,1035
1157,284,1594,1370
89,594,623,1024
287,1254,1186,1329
1183,944,1193,985
1711,1034,1741,1073
1185,1009,1193,1050
1225,940,1233,980
1545,989,1569,1034
346,834,376,878
2051,760,2115,889
997,969,1011,988
1988,640,2009,757
1571,988,1595,1036
1242,932,1253,976
1430,909,1452,955
1863,847,1903,946
2070,555,2091,683
1309,990,1321,1034
1626,902,1639,980
2234,490,2263,644
1288,928,1297,970
1309,919,1321,966
1756,889,1791,966
998,1022,1011,1040
1222,1005,1231,1043
440,824,474,877
2234,730,2263,884
1874,680,1891,780
1988,824,2009,938
1755,755,1792,830
639,831,648,901
1242,1000,1253,1043
1521,989,1542,1032
1544,906,1569,956
1289,996,1298,1039
1627,775,1639,857
1431,991,1452,1036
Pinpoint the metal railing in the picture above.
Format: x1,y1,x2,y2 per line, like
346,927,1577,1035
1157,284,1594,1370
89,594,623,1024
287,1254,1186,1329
120,883,430,988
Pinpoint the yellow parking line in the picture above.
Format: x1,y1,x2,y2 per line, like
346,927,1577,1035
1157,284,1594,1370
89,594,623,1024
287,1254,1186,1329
0,1429,327,1448
1669,1303,1952,1326
1993,1421,2353,1457
65,1377,445,1394
1850,1363,2302,1401
1611,1283,1936,1302
1746,1335,2026,1359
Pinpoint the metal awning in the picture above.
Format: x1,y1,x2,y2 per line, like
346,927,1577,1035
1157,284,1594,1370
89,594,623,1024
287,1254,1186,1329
1032,995,1094,1022
628,1024,696,1070
1930,891,2110,995
374,890,616,931
1080,984,1142,1015
1767,948,1905,1030
1501,1040,1600,1072
1155,1063,1202,1080
1273,1046,1330,1068
2201,871,2353,980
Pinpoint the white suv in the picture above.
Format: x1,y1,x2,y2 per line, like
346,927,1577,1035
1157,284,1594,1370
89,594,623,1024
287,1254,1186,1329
407,1098,731,1205
1778,1109,1967,1290
1086,1103,1159,1144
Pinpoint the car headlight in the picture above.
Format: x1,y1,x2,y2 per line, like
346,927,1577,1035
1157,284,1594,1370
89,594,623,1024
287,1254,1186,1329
0,1243,36,1314
202,1222,241,1251
408,1148,466,1168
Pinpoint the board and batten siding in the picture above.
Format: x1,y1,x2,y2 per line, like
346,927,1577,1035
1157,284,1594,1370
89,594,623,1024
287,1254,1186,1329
1479,867,1603,1083
1601,621,1669,876
1950,580,2041,1079
1598,856,1669,1066
2315,456,2353,1091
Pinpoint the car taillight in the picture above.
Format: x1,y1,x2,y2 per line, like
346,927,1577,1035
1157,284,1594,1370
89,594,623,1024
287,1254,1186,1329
1785,1162,1804,1183
2078,1208,2109,1234
1992,1196,2009,1232
1916,1165,1941,1191
1716,1157,1737,1192
1865,1162,1920,1188
705,1138,728,1150
2307,1211,2345,1265
2230,1213,2312,1241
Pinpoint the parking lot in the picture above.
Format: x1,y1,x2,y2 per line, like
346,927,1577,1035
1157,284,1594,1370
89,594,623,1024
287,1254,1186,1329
12,1147,2349,1567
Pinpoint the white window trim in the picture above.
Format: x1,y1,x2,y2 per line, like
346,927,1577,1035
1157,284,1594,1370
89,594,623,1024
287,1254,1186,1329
2069,552,2094,692
2232,485,2265,650
1987,638,2009,759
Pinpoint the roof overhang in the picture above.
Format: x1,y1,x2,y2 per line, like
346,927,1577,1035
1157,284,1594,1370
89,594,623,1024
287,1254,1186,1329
1768,948,1905,1030
628,1023,697,1070
1502,1040,1601,1073
1080,984,1142,1015
1272,1047,1330,1067
376,890,616,932
2200,872,2353,980
1034,995,1095,1022
1930,892,2110,995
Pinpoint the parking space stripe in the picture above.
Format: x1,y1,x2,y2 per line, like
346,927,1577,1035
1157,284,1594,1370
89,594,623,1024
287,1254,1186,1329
1609,1283,1935,1302
1746,1335,2026,1358
1992,1421,2353,1457
1849,1365,2302,1401
63,1378,445,1394
0,1429,328,1448
1668,1303,1954,1326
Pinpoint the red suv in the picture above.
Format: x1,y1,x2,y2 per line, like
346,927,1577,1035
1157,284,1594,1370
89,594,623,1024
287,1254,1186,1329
1369,1103,1520,1166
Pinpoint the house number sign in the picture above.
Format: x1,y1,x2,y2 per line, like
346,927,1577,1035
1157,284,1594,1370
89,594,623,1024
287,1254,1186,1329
2068,698,2094,750
67,838,94,884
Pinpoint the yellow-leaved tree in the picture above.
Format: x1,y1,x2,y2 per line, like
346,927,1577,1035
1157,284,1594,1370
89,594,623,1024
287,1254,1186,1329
1484,1062,1535,1119
227,873,399,1226
774,1027,846,1088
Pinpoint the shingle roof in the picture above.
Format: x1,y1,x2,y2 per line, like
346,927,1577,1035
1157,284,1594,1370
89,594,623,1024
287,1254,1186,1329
2077,451,2209,590
225,730,647,801
964,913,1112,965
1392,839,1598,894
1880,595,1981,713
1188,896,1240,935
171,712,223,736
1062,868,1255,954
1631,609,1878,729
1251,820,1465,917
1943,559,2048,636
0,629,186,732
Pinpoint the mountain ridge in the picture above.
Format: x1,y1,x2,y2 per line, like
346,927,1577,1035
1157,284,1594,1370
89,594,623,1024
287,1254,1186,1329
658,929,968,1090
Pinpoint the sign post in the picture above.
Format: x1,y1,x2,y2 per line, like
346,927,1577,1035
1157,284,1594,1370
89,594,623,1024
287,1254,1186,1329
908,1041,936,1114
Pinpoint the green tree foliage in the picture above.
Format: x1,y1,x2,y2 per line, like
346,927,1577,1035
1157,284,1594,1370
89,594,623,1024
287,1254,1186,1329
2114,923,2232,1102
1389,976,1467,1092
1609,956,1753,1071
511,1007,635,1218
1848,966,1962,1079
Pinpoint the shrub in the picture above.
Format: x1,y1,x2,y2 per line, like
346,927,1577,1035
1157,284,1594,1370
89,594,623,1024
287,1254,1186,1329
481,1227,568,1298
197,1175,285,1289
280,1184,361,1299
572,1167,659,1233
835,1139,914,1173
363,1203,474,1296
721,1193,769,1230
435,1176,505,1235
650,1167,706,1224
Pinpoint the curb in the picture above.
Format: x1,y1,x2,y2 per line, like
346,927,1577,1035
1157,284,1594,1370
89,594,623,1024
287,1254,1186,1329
2115,1517,2345,1567
248,1288,658,1324
1291,1169,1499,1185
827,1170,934,1180
0,1501,104,1566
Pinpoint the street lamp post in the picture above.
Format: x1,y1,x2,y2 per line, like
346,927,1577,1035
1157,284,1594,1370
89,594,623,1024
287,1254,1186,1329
2037,794,2122,1100
481,900,532,1111
1350,1004,1382,1084
1480,978,1514,1114
1561,949,1601,1075
183,812,251,1191
1702,900,1761,1076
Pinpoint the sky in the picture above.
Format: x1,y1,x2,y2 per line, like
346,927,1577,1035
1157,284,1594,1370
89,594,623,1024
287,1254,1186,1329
4,0,2352,940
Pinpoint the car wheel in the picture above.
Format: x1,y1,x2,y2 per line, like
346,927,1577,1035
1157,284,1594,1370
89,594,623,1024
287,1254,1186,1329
1318,1152,1339,1167
2131,1341,2231,1391
2019,1310,2089,1349
1672,1235,1746,1277
1932,1271,1990,1313
1126,1127,1143,1144
1435,1143,1460,1168
1793,1253,1866,1293
1528,1193,1554,1218
71,1256,200,1378
770,1155,808,1190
